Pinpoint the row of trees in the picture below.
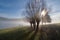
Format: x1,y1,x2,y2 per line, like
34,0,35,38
25,0,51,30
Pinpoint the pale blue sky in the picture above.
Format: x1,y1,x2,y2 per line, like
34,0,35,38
46,0,60,22
0,0,28,18
0,0,60,22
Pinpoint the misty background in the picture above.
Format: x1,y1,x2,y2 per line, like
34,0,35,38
0,0,60,29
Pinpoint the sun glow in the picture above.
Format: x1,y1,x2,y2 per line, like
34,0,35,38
41,9,47,16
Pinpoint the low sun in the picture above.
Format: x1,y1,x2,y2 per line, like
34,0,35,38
41,9,47,16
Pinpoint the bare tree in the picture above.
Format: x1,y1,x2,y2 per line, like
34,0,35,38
41,8,51,27
25,0,51,30
41,9,51,24
25,0,41,30
40,0,51,27
25,0,36,30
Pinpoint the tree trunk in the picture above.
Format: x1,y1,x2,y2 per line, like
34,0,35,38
33,22,36,30
41,16,43,27
36,22,39,30
30,23,32,28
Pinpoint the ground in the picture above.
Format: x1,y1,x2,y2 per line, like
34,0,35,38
0,23,60,40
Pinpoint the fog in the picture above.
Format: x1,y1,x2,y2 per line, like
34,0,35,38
0,20,30,29
0,20,60,29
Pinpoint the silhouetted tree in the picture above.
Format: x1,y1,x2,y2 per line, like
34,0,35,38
41,8,51,26
40,0,51,27
25,0,36,30
25,0,51,30
25,0,41,30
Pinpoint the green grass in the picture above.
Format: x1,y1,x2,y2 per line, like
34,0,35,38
0,24,60,40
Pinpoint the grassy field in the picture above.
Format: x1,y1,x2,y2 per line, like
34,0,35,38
0,24,60,40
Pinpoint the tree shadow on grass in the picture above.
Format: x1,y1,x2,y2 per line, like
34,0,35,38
18,29,33,40
28,30,38,40
39,27,48,40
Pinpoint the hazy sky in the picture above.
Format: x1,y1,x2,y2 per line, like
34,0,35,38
0,0,60,22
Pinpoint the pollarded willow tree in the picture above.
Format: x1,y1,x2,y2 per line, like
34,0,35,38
25,0,51,30
25,0,41,30
40,0,51,26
